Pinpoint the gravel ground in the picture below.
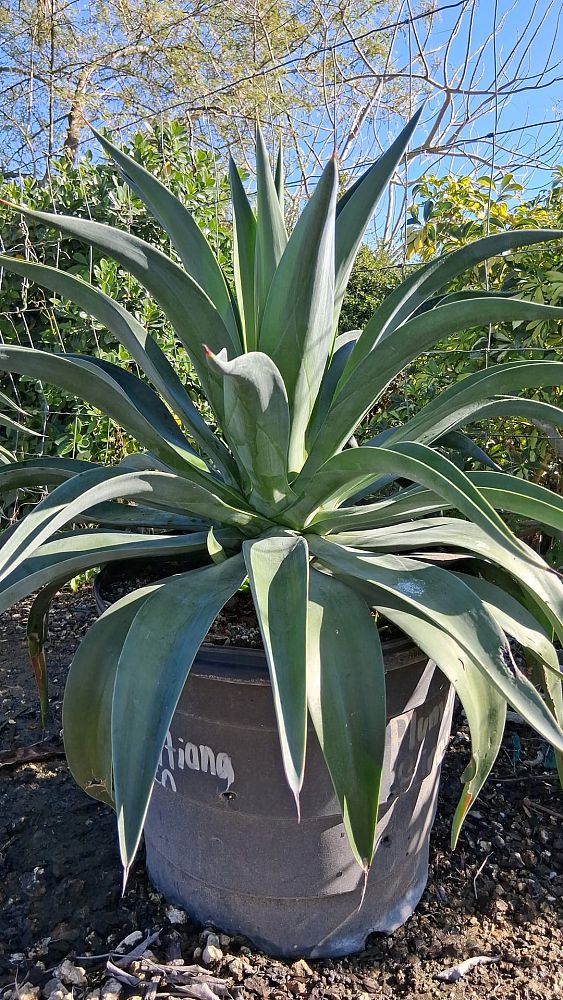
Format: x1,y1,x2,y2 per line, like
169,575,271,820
1,588,562,1000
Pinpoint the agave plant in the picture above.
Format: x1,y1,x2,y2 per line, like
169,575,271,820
1,110,563,880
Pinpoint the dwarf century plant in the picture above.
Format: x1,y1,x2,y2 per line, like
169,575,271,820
1,110,563,880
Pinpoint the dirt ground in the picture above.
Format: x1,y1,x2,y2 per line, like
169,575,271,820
1,588,562,1000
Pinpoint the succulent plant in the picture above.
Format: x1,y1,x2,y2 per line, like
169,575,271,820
1,110,563,879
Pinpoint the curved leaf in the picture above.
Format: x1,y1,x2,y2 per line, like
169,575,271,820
64,584,160,808
350,228,563,358
307,567,385,869
93,127,240,349
0,254,236,481
260,157,337,471
229,158,257,351
112,554,246,873
0,345,210,476
2,201,237,415
0,466,265,584
353,582,505,849
206,350,291,513
0,528,232,613
334,107,423,326
309,537,563,753
243,531,308,806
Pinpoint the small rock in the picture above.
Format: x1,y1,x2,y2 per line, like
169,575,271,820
140,950,158,962
16,987,39,1000
229,958,245,982
58,961,87,987
101,979,122,1000
202,933,220,950
47,991,70,1000
85,992,100,1000
202,943,223,965
291,960,313,980
201,928,217,941
287,982,306,996
229,957,254,981
165,906,187,925
219,934,231,949
41,981,63,999
192,948,202,961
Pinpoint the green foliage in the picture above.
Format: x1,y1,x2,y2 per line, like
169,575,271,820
338,244,405,333
0,121,231,463
1,117,563,881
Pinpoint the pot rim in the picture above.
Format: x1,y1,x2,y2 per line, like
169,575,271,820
92,562,427,683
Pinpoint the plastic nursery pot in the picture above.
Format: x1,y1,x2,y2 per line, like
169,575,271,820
94,568,454,959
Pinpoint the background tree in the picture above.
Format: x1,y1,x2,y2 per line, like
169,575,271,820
1,0,562,207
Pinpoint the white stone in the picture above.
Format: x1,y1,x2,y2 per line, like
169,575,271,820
165,906,187,925
202,943,223,965
59,961,87,987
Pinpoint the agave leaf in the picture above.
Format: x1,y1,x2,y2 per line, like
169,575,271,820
0,466,266,584
0,388,34,418
309,538,563,753
307,567,385,870
334,107,423,327
243,531,308,806
307,330,361,448
309,306,563,470
0,528,235,613
254,126,288,328
293,443,536,569
229,159,257,352
0,457,209,530
0,457,95,496
1,202,237,415
453,572,561,682
0,254,237,481
0,410,41,436
26,580,59,728
206,349,292,513
383,363,563,450
72,501,209,531
92,127,240,348
334,472,563,538
438,431,502,471
64,584,160,809
349,228,563,361
305,450,563,649
112,554,246,873
351,581,505,848
410,288,514,318
454,571,563,785
274,142,284,213
328,516,488,551
0,344,211,477
260,157,337,471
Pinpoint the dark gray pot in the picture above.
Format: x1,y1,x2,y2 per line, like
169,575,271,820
144,640,454,958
